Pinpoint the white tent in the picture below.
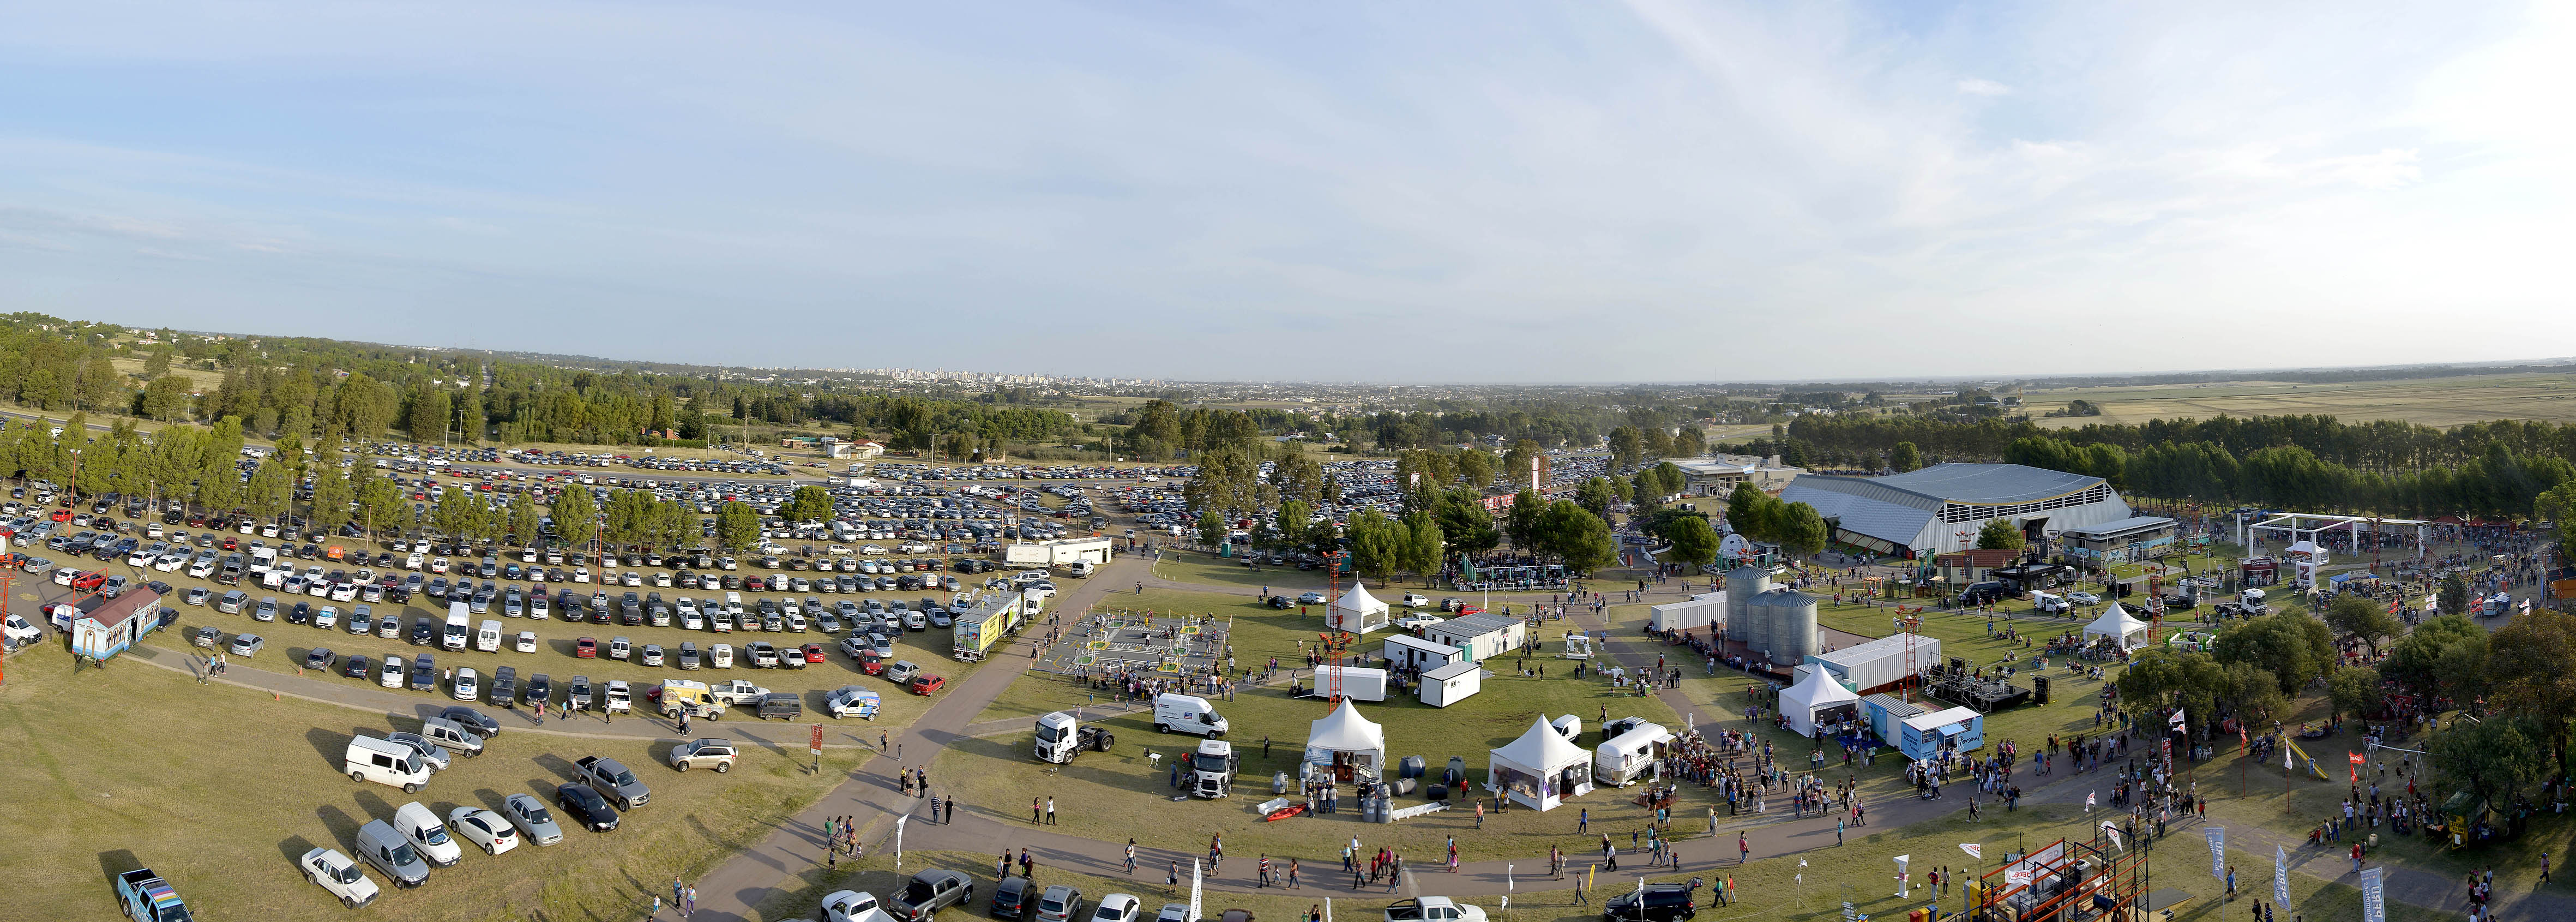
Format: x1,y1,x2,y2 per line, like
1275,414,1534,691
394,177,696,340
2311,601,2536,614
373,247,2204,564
1304,698,1387,782
1779,664,1862,737
2083,603,2151,649
1327,582,1392,635
1488,715,1594,811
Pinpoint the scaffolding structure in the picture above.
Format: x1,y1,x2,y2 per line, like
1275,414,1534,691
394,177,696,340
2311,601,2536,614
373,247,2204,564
1971,828,2150,922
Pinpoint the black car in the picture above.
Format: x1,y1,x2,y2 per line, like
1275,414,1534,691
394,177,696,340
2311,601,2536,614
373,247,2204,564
287,602,313,625
489,666,519,707
1604,883,1696,922
441,705,502,738
1264,595,1294,609
341,654,374,679
990,876,1036,920
525,673,553,706
409,618,437,646
555,783,620,832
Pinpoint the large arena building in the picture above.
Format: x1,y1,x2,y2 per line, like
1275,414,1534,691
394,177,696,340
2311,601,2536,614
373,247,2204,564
1777,462,2134,558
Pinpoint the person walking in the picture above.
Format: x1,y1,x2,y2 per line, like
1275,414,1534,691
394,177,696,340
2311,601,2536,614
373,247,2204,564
1837,817,1846,846
684,885,696,919
650,895,661,919
1032,797,1043,824
1126,839,1139,875
1738,832,1750,864
931,794,943,824
1578,807,1589,833
1168,860,1180,894
1288,858,1300,889
1046,797,1057,825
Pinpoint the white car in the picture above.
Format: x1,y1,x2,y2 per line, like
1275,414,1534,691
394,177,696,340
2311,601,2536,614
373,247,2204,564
818,890,898,922
2,613,39,645
453,667,481,701
448,806,520,855
300,847,381,908
1092,894,1143,922
394,801,465,867
314,606,339,630
1400,594,1431,607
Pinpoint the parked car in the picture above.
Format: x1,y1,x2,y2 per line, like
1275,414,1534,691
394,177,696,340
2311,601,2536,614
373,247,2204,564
555,783,621,832
502,792,565,846
1034,885,1086,922
668,738,738,773
299,847,381,908
889,869,976,922
393,801,465,867
449,805,520,855
573,756,652,810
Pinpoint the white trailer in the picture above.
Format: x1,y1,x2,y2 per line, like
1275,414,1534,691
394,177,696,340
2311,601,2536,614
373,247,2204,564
1647,592,1725,633
1302,665,1388,702
1419,661,1482,708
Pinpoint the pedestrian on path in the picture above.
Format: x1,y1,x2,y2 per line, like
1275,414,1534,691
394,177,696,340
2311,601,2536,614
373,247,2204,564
1127,840,1138,875
1288,858,1299,889
1032,797,1042,824
1738,832,1749,864
1578,807,1588,832
1046,797,1057,825
1837,817,1845,846
684,885,695,919
650,895,661,919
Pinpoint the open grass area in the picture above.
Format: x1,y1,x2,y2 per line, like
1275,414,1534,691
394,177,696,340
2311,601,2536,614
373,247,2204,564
2026,370,2576,429
0,646,857,922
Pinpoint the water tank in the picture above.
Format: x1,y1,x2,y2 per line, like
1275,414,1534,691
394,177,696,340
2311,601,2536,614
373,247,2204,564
1767,590,1820,662
1725,565,1771,637
1399,755,1427,779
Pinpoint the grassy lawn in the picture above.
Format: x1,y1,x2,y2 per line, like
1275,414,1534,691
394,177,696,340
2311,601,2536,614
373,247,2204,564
0,646,857,922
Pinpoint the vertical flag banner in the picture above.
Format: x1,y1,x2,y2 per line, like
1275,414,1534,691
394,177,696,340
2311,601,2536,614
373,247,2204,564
2360,867,2386,922
1893,855,1910,897
2207,827,2225,879
1190,859,1202,922
893,816,906,871
2273,845,2292,909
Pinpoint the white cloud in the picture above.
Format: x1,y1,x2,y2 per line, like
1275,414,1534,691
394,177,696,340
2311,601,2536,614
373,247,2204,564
1955,78,2012,97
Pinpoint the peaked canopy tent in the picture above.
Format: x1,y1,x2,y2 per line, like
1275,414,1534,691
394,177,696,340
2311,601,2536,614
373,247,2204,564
1488,715,1594,811
1304,699,1387,782
1327,583,1392,635
2083,603,2151,649
1779,664,1862,737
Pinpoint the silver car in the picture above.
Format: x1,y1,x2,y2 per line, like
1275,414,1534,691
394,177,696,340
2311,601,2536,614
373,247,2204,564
502,792,564,846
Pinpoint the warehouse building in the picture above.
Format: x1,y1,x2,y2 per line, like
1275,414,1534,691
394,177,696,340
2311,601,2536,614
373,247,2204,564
1777,463,2135,558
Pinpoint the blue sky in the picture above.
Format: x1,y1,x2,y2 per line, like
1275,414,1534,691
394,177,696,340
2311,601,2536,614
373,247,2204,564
3,1,2568,382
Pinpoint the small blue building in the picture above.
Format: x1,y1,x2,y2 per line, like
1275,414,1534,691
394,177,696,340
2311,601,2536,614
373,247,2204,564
1898,705,1985,762
70,589,164,660
1859,693,1925,747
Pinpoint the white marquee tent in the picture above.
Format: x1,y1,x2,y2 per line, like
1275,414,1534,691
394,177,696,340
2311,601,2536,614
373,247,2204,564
1488,715,1594,811
1304,698,1387,782
1327,582,1392,635
1779,664,1862,737
2083,603,2152,649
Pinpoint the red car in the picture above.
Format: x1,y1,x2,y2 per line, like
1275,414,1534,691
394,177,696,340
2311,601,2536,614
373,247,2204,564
909,674,946,696
575,637,599,658
50,508,73,522
70,570,107,591
857,651,886,675
800,643,826,664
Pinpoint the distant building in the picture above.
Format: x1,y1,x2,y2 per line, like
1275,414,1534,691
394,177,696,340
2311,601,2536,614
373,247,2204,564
1671,454,1804,496
2057,516,2179,564
1934,549,2023,585
1778,463,2133,558
69,588,166,660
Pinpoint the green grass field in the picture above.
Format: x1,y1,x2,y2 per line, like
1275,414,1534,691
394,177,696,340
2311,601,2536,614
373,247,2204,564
0,647,857,922
2026,370,2576,429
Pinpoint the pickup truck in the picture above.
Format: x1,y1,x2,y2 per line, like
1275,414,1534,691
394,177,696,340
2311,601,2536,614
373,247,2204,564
889,869,975,922
114,867,192,922
668,738,738,773
708,678,771,705
1384,897,1487,922
573,755,652,810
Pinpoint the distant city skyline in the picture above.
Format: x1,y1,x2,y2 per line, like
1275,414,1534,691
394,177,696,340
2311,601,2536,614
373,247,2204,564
4,1,2568,382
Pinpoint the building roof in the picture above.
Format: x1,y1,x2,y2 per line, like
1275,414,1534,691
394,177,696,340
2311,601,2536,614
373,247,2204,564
2058,516,2177,539
1778,481,1940,548
1424,661,1482,680
73,588,161,629
1860,693,1924,719
1799,463,2106,506
1440,612,1521,637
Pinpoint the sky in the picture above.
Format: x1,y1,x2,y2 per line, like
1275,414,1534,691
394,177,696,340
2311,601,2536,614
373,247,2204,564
2,1,2570,383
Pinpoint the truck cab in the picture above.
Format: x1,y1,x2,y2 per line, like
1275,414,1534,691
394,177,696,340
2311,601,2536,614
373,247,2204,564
1033,711,1110,763
1189,739,1237,799
115,868,192,922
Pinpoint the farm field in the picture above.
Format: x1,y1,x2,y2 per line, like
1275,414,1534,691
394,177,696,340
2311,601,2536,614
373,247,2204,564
2026,370,2576,428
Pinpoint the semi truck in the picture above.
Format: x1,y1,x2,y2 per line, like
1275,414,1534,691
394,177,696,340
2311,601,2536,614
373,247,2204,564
1032,711,1112,763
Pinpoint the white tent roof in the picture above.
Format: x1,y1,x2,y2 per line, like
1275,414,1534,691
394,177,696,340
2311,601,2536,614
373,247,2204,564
2084,603,2151,645
1781,664,1861,714
1306,699,1386,754
1491,715,1591,774
1333,582,1389,614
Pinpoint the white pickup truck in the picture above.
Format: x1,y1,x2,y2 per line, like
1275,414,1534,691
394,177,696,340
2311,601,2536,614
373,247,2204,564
1385,897,1486,922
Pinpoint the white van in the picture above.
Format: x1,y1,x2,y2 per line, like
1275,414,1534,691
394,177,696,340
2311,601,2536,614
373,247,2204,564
345,735,432,793
475,620,502,653
724,591,745,616
1067,560,1094,578
1152,693,1229,737
2030,591,2069,615
443,602,472,651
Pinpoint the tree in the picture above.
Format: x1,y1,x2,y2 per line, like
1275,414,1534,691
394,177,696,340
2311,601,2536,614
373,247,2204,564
353,471,405,536
551,487,599,546
1533,499,1617,573
2437,572,2473,619
2327,666,2387,722
1889,441,1923,472
1455,451,1495,491
2324,596,2403,656
2222,661,2292,729
1975,519,2027,551
1773,501,1829,560
1501,440,1545,490
2429,715,2548,813
1576,477,1621,520
1196,509,1225,548
507,495,543,546
780,484,835,523
2116,648,2229,733
1401,511,1446,585
406,387,452,443
244,461,290,521
308,462,354,532
1608,426,1645,471
137,375,192,422
2384,615,2487,700
2487,609,2576,778
1664,513,1721,571
2212,612,2335,695
1434,491,1501,558
1725,483,1776,542
714,500,763,552
1346,510,1404,582
1503,489,1544,550
2538,480,2576,561
1272,499,1313,554
1674,427,1706,458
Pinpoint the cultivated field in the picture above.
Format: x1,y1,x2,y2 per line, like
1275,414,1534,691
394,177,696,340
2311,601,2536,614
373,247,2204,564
2026,370,2576,428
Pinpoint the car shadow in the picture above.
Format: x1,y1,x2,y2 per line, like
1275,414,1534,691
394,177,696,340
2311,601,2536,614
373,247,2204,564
313,804,365,842
306,726,357,770
529,753,583,783
95,848,142,885
277,834,318,865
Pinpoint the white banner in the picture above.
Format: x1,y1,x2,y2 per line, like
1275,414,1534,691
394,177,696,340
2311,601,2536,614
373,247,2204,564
2360,867,2386,922
2274,845,2292,909
2207,826,2225,879
1893,855,1910,897
1190,859,1202,922
893,816,906,871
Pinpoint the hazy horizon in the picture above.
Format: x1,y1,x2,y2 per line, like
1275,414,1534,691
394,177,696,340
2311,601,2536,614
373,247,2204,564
5,2,2570,382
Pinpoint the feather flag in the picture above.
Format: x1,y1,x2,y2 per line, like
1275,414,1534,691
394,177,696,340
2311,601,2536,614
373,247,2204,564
2169,708,2186,733
2101,821,2124,851
1960,843,1982,859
